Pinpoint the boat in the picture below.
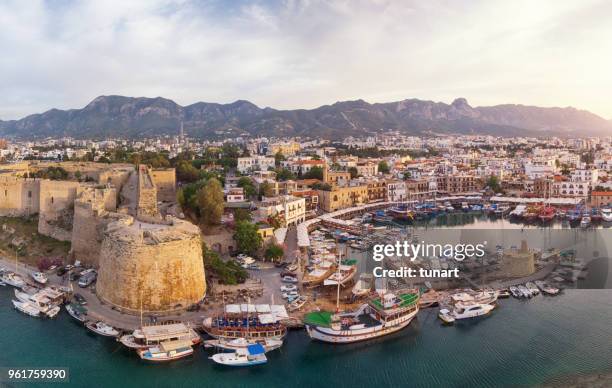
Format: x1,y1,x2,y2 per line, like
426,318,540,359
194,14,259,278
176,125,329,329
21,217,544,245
287,295,308,312
388,205,414,221
0,280,5,286
85,321,120,337
14,289,61,318
372,210,393,223
203,337,283,352
523,206,540,223
439,302,495,321
517,285,533,298
12,299,41,317
210,343,267,367
509,204,527,219
601,208,612,222
119,322,201,349
66,303,88,322
438,308,455,324
302,261,337,288
352,273,373,298
534,281,560,295
525,282,540,296
494,204,510,216
1,272,26,288
137,340,194,362
202,304,288,340
580,216,591,228
509,286,523,298
323,259,357,287
304,290,420,344
538,206,555,223
461,202,469,211
497,289,510,299
31,271,48,284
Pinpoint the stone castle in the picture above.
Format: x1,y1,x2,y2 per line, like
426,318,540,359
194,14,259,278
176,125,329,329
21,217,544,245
0,161,206,314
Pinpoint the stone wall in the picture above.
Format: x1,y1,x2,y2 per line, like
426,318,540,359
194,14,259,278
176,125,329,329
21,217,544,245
37,180,81,241
136,166,159,219
0,175,40,217
150,168,176,202
96,216,206,313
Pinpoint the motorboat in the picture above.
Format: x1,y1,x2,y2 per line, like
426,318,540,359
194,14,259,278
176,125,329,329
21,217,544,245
203,337,283,352
509,204,527,219
601,208,612,222
86,321,120,337
438,308,455,324
66,303,88,322
440,302,494,321
580,216,591,228
210,343,268,366
12,299,41,317
1,272,26,288
517,285,533,298
14,289,61,318
496,289,510,299
137,340,194,362
525,282,540,296
509,286,522,298
120,323,201,349
534,281,560,296
31,271,48,284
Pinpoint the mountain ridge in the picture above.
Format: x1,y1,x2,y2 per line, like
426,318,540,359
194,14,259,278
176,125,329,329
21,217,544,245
0,95,610,139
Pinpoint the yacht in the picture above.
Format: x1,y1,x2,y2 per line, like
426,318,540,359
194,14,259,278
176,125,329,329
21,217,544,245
14,289,60,318
203,337,283,352
86,321,120,337
12,299,41,317
210,343,267,367
304,290,420,344
438,302,494,321
1,272,26,288
31,272,48,284
137,340,194,362
601,208,612,222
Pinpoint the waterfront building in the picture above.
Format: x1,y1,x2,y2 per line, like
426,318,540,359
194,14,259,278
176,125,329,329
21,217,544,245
317,184,368,212
591,191,612,207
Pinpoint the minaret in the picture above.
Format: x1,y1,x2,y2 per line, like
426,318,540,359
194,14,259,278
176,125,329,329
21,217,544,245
179,121,185,144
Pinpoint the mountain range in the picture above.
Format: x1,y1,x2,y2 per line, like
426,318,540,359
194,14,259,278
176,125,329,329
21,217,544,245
0,95,610,139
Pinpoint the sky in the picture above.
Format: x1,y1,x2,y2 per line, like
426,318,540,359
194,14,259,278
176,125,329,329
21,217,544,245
1,0,611,120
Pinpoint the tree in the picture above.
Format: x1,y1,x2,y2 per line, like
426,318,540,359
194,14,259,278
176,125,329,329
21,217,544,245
486,175,501,192
303,166,323,180
237,177,256,198
198,178,224,225
264,244,284,262
203,244,248,285
233,208,252,223
378,160,390,174
348,166,359,179
274,152,285,167
561,164,571,176
177,160,200,183
259,181,275,198
234,221,263,256
276,168,295,181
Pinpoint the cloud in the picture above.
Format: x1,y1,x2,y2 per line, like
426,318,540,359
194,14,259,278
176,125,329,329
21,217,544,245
0,0,610,120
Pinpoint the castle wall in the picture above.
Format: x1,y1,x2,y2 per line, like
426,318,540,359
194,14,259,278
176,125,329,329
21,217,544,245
37,180,81,241
96,217,206,313
137,166,159,218
0,175,40,217
150,168,176,202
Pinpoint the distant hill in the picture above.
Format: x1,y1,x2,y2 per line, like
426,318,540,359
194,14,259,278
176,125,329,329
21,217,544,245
0,95,610,139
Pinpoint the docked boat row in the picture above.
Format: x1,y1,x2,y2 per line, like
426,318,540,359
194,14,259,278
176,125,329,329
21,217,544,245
510,281,560,298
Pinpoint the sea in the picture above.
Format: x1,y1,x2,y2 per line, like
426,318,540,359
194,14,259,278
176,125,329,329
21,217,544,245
1,216,611,388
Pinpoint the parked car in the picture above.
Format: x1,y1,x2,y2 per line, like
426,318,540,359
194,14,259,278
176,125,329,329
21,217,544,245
280,284,297,292
286,294,300,303
247,264,260,270
280,271,296,278
282,290,299,299
73,293,87,305
78,271,97,287
69,269,83,281
281,276,298,284
286,264,298,272
56,266,67,276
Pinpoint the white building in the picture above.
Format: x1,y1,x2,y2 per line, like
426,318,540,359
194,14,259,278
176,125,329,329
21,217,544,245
237,155,275,173
257,195,306,227
387,180,407,202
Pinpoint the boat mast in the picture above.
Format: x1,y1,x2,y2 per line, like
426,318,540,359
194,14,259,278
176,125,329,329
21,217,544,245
336,243,342,313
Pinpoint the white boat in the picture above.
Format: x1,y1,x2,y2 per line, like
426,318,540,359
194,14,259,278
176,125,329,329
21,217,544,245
534,281,560,295
509,204,527,218
12,299,41,317
287,295,308,312
210,343,268,366
137,340,194,362
66,303,87,322
304,290,420,344
204,337,283,352
86,321,120,337
352,274,373,298
120,323,201,349
517,285,533,298
14,289,61,318
323,259,357,287
509,286,522,298
602,208,612,222
0,280,6,286
525,282,540,296
580,216,591,228
440,302,495,321
438,309,455,324
31,272,48,284
1,272,26,288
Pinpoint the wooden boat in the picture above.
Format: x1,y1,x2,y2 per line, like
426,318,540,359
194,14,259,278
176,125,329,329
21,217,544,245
287,295,308,312
137,339,194,362
202,304,288,340
66,303,87,322
86,321,120,337
302,261,337,288
352,273,373,298
119,322,201,350
210,343,267,366
14,289,61,318
323,259,357,287
538,206,555,223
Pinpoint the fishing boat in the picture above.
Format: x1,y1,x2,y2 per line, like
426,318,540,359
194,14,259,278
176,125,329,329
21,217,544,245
388,205,414,221
351,273,373,298
494,204,510,216
534,281,560,296
1,272,26,288
137,340,194,362
523,206,540,223
12,299,41,317
119,322,201,349
538,206,555,223
323,259,357,287
210,343,267,367
66,303,87,322
304,290,420,344
14,289,60,318
287,296,308,312
580,216,591,228
86,321,120,337
203,304,288,340
203,337,283,352
302,261,337,288
31,271,48,284
372,210,393,223
438,302,494,322
525,282,540,296
601,208,612,222
509,204,527,219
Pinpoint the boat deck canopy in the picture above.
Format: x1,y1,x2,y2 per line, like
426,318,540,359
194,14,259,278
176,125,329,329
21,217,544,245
160,339,193,352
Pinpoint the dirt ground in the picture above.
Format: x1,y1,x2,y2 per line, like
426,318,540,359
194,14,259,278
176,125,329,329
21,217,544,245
0,216,71,267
